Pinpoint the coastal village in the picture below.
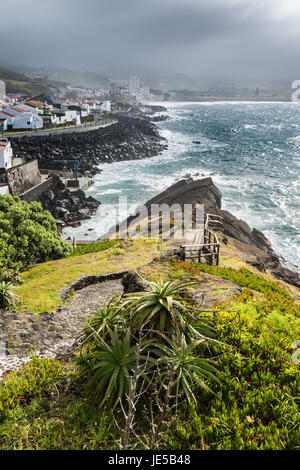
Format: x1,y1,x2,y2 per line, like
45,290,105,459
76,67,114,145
0,75,154,201
0,1,299,454
0,77,299,452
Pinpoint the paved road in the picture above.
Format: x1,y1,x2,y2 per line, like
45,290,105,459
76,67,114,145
5,119,118,139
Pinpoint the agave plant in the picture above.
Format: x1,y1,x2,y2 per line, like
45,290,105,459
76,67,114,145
0,281,20,310
78,326,152,409
121,279,197,334
78,296,126,345
152,333,221,403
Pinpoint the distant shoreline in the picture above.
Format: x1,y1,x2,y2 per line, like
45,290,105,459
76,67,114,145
146,99,293,106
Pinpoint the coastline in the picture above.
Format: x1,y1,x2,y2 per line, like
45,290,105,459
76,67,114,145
9,101,298,277
9,107,168,228
64,101,299,275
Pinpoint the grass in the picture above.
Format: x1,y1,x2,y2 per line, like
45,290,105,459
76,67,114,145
0,358,119,450
70,240,118,257
0,258,299,450
16,238,160,314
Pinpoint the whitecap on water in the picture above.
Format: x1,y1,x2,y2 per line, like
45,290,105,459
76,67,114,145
65,102,300,268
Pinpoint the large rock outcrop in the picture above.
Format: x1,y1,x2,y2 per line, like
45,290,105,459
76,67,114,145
113,177,300,289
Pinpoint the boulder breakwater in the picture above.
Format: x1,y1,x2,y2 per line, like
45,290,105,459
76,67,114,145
9,108,167,226
10,110,168,177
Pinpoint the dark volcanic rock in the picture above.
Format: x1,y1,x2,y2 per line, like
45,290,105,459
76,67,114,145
150,115,170,122
122,272,148,293
115,177,300,289
37,175,100,227
10,112,167,177
145,177,222,213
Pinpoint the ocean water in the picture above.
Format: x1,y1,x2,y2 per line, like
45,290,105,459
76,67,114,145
63,102,300,269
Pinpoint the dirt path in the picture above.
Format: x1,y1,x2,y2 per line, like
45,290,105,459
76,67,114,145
0,279,123,378
53,279,124,341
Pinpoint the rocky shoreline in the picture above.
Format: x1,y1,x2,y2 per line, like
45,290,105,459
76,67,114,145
10,106,167,226
112,176,300,289
10,109,167,178
36,175,101,228
8,105,299,289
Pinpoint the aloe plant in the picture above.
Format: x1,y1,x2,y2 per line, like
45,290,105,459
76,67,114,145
78,327,152,409
79,296,126,345
0,281,20,310
152,333,221,402
121,279,196,334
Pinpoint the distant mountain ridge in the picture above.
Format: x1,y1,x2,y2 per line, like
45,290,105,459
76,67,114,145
1,63,198,93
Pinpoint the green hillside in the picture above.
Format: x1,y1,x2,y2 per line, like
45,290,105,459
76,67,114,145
0,67,60,96
39,66,110,89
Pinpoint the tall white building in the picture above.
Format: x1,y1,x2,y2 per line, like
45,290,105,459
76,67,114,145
129,76,140,95
0,80,5,100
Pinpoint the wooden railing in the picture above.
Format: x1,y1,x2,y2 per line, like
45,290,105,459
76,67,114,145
181,213,223,266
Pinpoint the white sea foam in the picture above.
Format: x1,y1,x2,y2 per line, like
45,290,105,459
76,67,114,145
64,102,300,268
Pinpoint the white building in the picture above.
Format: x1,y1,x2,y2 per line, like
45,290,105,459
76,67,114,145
129,76,140,95
100,101,111,112
12,112,43,130
0,106,43,130
52,108,80,125
0,109,15,127
0,139,13,169
0,118,8,132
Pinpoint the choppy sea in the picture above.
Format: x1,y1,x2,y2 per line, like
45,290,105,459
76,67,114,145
63,102,300,269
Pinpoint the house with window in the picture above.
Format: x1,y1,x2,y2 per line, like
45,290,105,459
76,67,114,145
52,108,80,125
0,109,15,128
0,106,43,130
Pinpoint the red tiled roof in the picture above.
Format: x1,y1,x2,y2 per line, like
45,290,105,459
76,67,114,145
11,107,27,113
0,110,14,117
25,100,47,108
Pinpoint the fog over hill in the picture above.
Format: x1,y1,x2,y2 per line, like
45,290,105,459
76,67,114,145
1,0,300,86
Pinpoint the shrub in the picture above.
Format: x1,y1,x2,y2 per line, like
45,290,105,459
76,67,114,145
164,260,300,450
0,195,72,271
108,248,125,257
0,356,62,421
79,296,125,345
121,279,196,334
153,334,221,401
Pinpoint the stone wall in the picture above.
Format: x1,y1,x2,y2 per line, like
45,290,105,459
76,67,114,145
19,176,54,203
6,159,41,196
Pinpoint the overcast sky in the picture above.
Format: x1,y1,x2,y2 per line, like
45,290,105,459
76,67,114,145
1,0,300,81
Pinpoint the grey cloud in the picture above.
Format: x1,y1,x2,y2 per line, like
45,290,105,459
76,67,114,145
0,0,300,82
